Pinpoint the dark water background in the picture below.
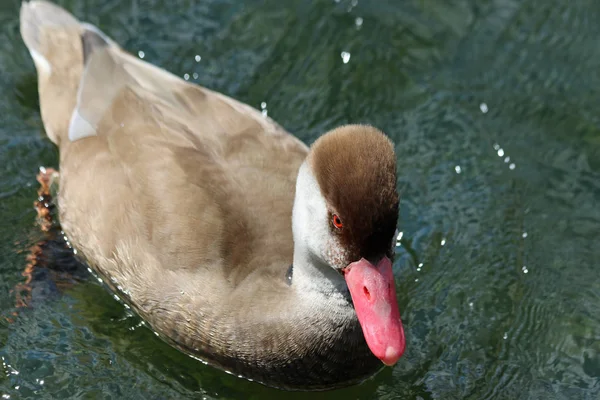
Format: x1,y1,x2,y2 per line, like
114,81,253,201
1,0,600,398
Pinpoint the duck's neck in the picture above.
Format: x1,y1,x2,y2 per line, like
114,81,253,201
292,244,346,295
291,162,349,300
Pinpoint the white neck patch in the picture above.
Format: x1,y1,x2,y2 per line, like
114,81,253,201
291,162,348,298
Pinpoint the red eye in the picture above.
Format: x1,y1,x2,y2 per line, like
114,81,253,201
332,214,343,229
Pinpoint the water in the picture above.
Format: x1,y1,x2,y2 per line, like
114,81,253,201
2,0,600,398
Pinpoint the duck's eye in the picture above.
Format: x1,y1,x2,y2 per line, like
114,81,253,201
332,214,343,229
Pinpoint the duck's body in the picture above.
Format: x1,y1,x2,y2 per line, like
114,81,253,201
20,1,404,390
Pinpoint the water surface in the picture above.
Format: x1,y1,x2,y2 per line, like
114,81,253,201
1,0,600,398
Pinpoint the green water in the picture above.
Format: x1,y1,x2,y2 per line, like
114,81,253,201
2,0,600,398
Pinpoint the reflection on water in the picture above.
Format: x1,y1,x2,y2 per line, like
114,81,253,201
1,0,600,398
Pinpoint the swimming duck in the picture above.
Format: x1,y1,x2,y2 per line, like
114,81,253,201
20,0,405,390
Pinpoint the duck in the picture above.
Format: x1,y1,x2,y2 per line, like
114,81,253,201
19,0,405,391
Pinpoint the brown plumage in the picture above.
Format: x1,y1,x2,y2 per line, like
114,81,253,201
309,126,399,263
19,0,402,390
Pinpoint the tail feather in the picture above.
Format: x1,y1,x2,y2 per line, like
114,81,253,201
20,1,116,145
20,1,80,59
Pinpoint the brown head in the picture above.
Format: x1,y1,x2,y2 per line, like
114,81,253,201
308,125,399,266
291,124,405,367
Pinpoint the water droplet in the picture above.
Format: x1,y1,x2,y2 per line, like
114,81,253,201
195,55,201,62
395,231,403,247
97,277,103,283
522,232,528,238
192,72,199,80
138,51,145,59
469,302,474,308
260,102,267,109
39,380,44,385
39,166,47,174
87,267,92,273
455,165,462,174
341,51,351,64
355,17,363,27
497,148,504,157
441,238,446,246
261,109,268,117
509,163,516,170
2,394,10,399
183,73,190,81
418,262,423,268
504,156,510,163
415,278,419,282
522,266,529,274
154,331,159,337
479,103,488,113
503,332,508,340
493,143,500,150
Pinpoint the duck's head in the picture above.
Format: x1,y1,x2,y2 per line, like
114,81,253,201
292,124,405,366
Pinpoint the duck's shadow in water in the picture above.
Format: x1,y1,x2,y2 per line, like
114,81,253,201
9,168,393,399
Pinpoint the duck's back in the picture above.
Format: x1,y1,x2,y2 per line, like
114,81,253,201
66,49,306,281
